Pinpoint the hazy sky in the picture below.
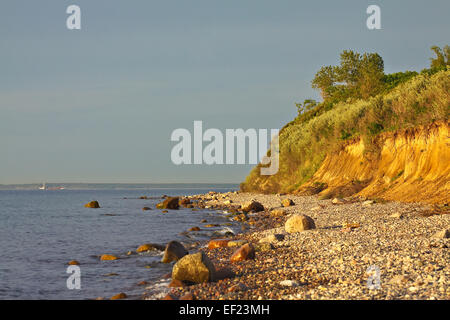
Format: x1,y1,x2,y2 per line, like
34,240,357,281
1,0,449,184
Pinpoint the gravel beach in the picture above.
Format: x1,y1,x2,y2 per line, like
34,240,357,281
147,192,449,300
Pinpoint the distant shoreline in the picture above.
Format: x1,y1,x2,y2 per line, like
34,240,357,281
0,183,240,191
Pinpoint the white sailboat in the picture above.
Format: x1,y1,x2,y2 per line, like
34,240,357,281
39,182,47,190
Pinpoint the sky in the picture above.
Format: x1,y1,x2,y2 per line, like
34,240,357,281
1,0,449,184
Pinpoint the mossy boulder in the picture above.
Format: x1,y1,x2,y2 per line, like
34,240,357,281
172,252,216,283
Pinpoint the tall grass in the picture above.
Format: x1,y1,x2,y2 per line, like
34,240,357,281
241,69,450,193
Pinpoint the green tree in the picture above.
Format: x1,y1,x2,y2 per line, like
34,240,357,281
311,66,336,99
311,50,385,102
430,45,449,68
336,50,362,88
358,53,385,99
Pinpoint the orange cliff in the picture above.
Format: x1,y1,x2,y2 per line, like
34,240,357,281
296,121,450,204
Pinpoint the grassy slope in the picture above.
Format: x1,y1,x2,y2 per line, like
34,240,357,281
241,69,450,194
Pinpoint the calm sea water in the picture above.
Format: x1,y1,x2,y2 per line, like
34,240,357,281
0,184,238,300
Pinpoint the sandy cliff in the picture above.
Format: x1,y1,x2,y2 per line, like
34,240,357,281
297,121,449,204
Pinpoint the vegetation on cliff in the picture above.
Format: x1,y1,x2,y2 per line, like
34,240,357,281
241,46,450,199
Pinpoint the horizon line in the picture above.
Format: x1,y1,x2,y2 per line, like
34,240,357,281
0,182,240,186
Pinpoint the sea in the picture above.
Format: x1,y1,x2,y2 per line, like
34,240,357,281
0,183,239,300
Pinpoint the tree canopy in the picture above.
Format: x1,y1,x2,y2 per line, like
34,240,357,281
311,50,384,102
430,45,449,68
298,46,448,117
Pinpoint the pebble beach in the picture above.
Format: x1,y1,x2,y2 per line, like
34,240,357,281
146,192,449,300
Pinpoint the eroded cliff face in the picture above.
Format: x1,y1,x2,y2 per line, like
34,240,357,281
296,121,449,204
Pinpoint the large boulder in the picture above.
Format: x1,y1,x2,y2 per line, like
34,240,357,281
285,214,316,233
230,243,255,262
172,252,216,283
161,241,188,263
156,197,180,210
241,201,264,213
84,201,100,208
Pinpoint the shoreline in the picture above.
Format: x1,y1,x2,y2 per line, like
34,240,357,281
145,192,449,300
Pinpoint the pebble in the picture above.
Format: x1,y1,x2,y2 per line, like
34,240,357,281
280,280,300,287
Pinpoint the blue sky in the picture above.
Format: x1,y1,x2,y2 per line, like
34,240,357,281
1,0,449,184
